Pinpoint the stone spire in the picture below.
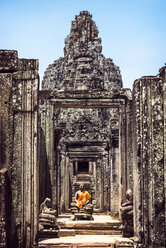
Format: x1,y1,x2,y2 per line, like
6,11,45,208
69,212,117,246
42,11,123,91
64,11,101,57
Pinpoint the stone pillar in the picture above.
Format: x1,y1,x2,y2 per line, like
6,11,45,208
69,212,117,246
0,72,13,170
119,105,127,204
69,159,74,208
39,99,54,207
119,97,133,213
64,155,70,211
126,101,133,190
75,161,78,175
103,153,109,212
0,168,10,248
59,149,66,213
0,50,39,248
95,160,102,210
132,68,166,247
110,145,120,217
12,58,39,247
89,161,93,175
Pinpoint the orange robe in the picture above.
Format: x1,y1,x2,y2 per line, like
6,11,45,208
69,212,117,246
76,190,91,209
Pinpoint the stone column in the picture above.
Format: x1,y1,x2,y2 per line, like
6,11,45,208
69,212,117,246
12,58,39,248
119,105,127,204
95,160,102,210
103,153,109,212
59,149,66,212
0,50,39,248
69,159,74,208
89,161,93,175
110,145,120,217
64,155,70,211
119,97,133,211
0,168,10,248
39,99,54,208
132,69,166,247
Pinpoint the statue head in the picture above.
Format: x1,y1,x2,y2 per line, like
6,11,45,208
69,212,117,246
80,183,86,191
126,189,133,202
44,198,52,208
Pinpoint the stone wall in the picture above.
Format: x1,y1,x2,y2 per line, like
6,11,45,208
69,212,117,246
0,50,39,248
132,66,166,247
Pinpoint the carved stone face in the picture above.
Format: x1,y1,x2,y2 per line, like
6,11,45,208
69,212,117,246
42,11,123,91
45,198,52,208
126,189,133,202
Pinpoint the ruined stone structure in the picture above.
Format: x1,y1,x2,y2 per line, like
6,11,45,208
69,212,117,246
0,10,166,248
0,50,39,247
42,11,122,91
120,189,133,237
38,198,59,238
40,11,132,218
132,66,166,247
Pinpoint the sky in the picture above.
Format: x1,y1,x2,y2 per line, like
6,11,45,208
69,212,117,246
0,0,166,89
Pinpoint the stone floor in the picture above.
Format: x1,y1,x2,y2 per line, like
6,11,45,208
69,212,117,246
39,215,134,247
57,214,119,222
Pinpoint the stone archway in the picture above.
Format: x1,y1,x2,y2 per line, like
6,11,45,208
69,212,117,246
39,89,133,219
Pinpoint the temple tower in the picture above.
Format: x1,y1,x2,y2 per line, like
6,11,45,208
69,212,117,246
40,11,132,217
42,11,122,91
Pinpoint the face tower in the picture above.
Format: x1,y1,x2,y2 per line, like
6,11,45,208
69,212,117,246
39,11,132,217
42,11,123,91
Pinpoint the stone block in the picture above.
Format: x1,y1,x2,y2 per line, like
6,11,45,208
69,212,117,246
18,58,39,71
115,239,134,247
0,50,18,72
58,229,75,237
38,229,59,239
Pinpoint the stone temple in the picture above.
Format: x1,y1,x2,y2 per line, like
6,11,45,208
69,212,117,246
0,11,166,248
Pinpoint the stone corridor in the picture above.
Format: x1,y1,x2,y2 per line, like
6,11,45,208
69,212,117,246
0,10,166,248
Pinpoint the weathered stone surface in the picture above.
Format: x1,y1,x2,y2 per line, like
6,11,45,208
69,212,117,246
132,66,166,247
0,50,18,72
58,229,75,237
120,190,133,237
38,235,134,248
40,19,132,213
39,198,59,231
0,49,39,248
1,10,166,248
39,84,132,217
0,168,10,248
39,100,54,207
57,215,122,236
0,73,13,170
42,11,122,91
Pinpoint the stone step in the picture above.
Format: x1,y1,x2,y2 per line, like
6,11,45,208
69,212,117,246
38,229,59,239
65,222,121,230
58,229,75,237
75,229,121,235
38,235,134,248
57,218,122,236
